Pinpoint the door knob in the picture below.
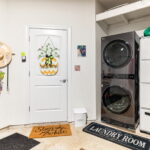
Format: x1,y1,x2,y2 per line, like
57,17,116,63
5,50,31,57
60,79,67,83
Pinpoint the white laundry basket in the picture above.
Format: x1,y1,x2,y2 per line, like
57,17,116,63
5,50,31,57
73,108,87,127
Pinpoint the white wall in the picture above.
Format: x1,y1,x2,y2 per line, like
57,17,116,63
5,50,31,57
0,0,13,128
109,17,150,36
96,23,106,121
0,0,96,125
95,0,107,121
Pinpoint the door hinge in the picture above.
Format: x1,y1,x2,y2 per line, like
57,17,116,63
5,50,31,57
29,71,30,76
29,106,30,112
28,36,30,42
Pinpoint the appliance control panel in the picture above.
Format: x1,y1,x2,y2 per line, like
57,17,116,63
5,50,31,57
102,74,135,79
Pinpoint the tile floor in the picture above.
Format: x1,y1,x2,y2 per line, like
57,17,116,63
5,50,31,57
0,121,150,150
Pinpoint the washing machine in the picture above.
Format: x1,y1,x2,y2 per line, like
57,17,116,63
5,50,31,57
101,31,140,129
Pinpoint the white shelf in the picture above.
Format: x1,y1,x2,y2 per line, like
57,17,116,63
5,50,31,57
96,1,150,33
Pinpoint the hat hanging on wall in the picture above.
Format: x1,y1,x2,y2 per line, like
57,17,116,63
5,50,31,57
0,42,12,68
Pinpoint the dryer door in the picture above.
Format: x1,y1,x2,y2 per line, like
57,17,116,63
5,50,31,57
102,86,131,114
103,40,132,68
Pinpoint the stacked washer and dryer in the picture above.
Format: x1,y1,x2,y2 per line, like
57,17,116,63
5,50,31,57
101,32,140,129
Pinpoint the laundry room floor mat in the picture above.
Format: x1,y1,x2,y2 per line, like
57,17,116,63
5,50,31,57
29,124,72,138
83,122,150,150
0,133,40,150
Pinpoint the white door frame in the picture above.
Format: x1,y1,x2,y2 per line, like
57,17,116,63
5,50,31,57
27,25,72,123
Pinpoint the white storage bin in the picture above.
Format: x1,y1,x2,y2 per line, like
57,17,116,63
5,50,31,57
73,108,87,127
140,83,150,108
140,37,150,60
142,0,150,4
140,109,150,133
140,60,150,83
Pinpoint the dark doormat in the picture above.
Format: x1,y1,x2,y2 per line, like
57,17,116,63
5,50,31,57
0,133,40,150
83,122,150,150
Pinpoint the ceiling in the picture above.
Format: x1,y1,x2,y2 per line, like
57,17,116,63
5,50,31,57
98,0,140,10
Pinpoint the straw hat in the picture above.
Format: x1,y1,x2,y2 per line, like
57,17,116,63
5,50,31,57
0,42,12,68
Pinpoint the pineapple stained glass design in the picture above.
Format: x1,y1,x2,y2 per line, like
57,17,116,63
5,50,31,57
38,37,59,76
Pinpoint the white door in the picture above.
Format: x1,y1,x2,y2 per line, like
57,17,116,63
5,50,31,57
29,27,68,123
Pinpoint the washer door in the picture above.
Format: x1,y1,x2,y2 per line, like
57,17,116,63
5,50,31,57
103,86,131,114
103,40,132,68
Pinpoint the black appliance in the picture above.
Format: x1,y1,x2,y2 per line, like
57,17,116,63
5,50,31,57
101,31,140,129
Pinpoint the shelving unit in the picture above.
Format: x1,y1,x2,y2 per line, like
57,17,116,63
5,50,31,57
140,37,150,134
96,1,150,33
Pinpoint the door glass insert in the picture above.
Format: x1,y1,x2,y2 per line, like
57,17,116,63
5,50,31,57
103,40,131,68
103,86,131,114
